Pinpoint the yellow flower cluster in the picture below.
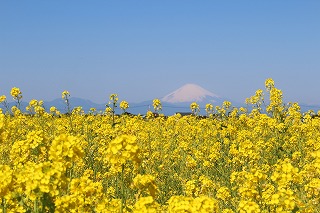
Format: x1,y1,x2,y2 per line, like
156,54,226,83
10,87,22,100
133,196,160,213
120,100,129,112
132,174,158,197
105,135,140,172
152,99,162,112
61,90,70,99
55,170,104,212
168,195,219,212
0,165,12,197
26,99,45,115
190,102,200,115
216,186,231,201
1,79,320,212
0,95,6,103
49,134,86,164
205,103,214,115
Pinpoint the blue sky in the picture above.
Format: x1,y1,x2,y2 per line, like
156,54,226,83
1,1,320,105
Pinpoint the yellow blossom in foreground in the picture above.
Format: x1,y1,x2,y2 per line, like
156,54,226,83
0,165,13,197
168,196,219,213
132,174,158,197
49,134,86,164
1,79,320,212
133,196,160,213
216,186,231,201
238,200,261,213
105,135,140,171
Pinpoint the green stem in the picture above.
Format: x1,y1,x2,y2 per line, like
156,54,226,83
112,103,116,127
120,164,125,213
17,98,21,111
34,198,38,213
2,101,10,114
65,98,74,133
2,198,6,213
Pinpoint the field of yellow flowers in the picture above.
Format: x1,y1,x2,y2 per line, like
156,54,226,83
1,79,320,213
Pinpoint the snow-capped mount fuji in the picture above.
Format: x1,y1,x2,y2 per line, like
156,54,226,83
162,83,220,104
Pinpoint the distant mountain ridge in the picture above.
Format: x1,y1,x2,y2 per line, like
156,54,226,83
45,97,106,112
1,83,320,115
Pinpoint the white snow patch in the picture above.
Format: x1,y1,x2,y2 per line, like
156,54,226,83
162,84,219,103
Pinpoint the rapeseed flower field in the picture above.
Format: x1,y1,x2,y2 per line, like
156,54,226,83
1,79,320,212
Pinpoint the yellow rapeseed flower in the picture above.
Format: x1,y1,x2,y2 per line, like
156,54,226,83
10,87,22,100
106,135,140,172
0,95,6,103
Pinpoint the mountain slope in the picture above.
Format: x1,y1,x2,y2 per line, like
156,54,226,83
162,83,220,103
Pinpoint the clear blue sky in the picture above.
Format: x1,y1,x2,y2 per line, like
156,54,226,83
1,1,320,105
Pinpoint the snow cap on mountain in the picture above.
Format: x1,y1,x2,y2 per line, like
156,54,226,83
162,83,219,103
